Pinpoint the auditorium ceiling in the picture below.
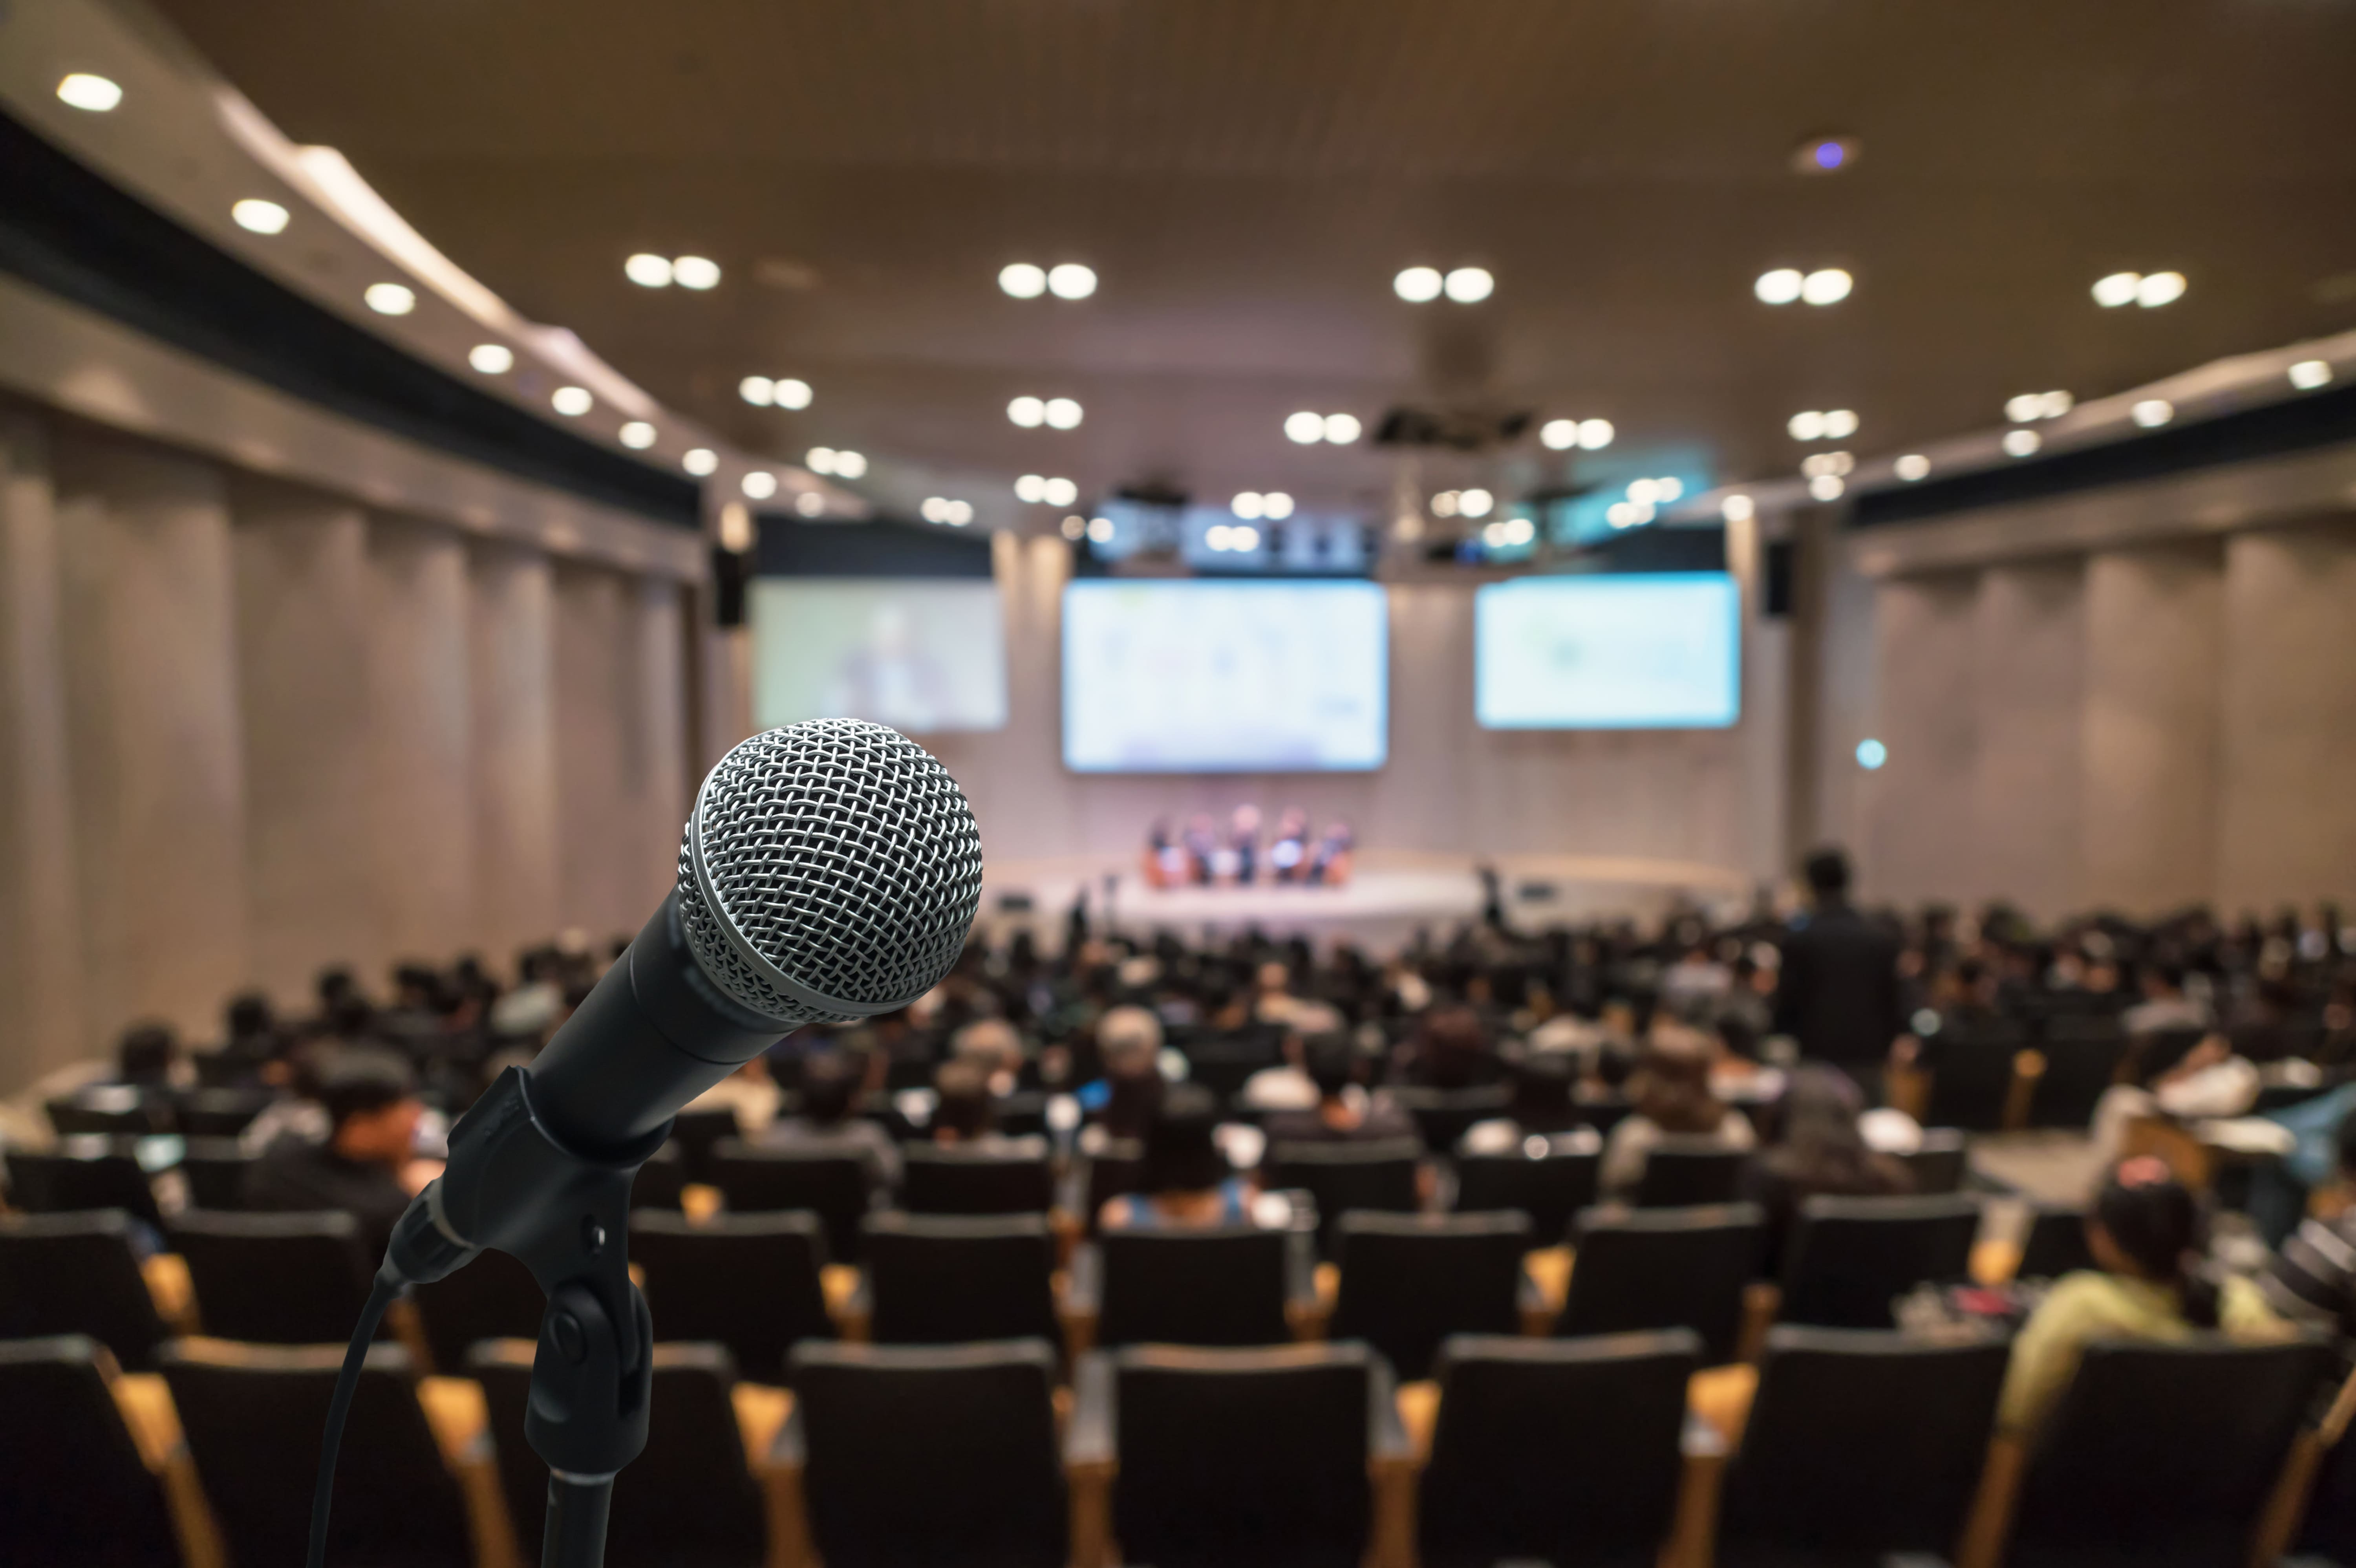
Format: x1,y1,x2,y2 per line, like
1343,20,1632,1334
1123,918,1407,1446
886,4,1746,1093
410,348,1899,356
146,0,2356,524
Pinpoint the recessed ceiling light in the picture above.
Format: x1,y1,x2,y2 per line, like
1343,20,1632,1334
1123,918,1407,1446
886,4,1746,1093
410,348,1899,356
1801,452,1853,478
1459,488,1494,519
683,448,718,476
468,343,514,374
1721,494,1756,523
1540,419,1577,450
1015,474,1046,503
2091,271,2141,308
773,378,812,410
1787,410,1828,441
1895,454,1931,481
1576,419,1615,450
1800,268,1853,306
1823,408,1859,439
1793,135,1858,174
1755,269,1804,305
2038,389,2074,419
1008,396,1045,428
740,375,776,406
742,471,778,500
808,447,838,476
1627,479,1661,505
1046,263,1097,300
1807,473,1846,501
1262,492,1295,521
1606,500,1654,529
1230,525,1261,551
999,263,1046,298
833,450,868,479
625,253,674,288
2131,398,2175,428
2002,428,2043,457
947,500,973,525
1322,413,1361,444
2135,271,2185,308
1431,491,1460,518
1061,515,1088,540
364,282,415,315
1394,266,1443,303
796,491,825,517
2004,393,2044,423
1044,397,1083,430
1043,476,1077,507
551,386,593,416
1086,516,1114,543
56,73,122,112
1443,267,1494,304
921,497,949,523
1286,410,1325,444
618,421,656,449
671,256,721,290
1657,476,1685,500
232,198,289,235
1232,492,1265,520
2289,359,2333,391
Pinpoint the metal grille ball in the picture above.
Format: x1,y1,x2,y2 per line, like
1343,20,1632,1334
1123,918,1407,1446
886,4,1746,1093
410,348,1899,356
675,719,983,1023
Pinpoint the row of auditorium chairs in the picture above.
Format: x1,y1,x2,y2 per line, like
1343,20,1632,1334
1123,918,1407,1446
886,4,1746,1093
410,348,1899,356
3,1193,2097,1385
4,1320,2338,1568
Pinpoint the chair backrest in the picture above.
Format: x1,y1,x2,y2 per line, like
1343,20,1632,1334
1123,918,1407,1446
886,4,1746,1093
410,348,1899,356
1111,1342,1379,1568
1418,1330,1697,1568
0,1209,167,1370
1390,1086,1512,1152
409,1245,546,1376
2012,1337,2336,1568
791,1339,1067,1568
712,1139,873,1262
1557,1202,1765,1364
169,1209,373,1343
1266,1137,1422,1254
631,1139,686,1211
1097,1224,1298,1347
1778,1194,1982,1328
5,1136,163,1224
1924,1026,2027,1131
667,1106,745,1182
1079,1141,1144,1234
2018,1202,2095,1280
0,1335,180,1568
163,1339,471,1568
863,1212,1059,1346
176,1087,273,1139
46,1084,173,1137
1898,1127,1970,1194
1633,1136,1747,1207
1182,1039,1279,1104
2033,1015,2129,1127
629,1210,833,1385
1718,1325,2008,1560
1451,1140,1601,1246
900,1140,1055,1215
473,1340,768,1568
1328,1211,1529,1381
995,1091,1052,1139
178,1135,257,1210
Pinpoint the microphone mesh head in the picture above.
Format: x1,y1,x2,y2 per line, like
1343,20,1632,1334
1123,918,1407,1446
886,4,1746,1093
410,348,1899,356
677,719,983,1024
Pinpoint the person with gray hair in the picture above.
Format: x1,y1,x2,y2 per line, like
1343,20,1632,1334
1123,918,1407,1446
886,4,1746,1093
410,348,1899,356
1093,1005,1167,1142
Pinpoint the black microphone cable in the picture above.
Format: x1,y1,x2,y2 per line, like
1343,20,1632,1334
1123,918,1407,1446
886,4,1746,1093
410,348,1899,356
304,1266,404,1568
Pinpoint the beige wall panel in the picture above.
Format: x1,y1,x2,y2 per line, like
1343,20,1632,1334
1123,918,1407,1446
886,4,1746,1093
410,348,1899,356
469,542,560,973
1969,560,2087,920
1860,573,1980,906
367,517,476,964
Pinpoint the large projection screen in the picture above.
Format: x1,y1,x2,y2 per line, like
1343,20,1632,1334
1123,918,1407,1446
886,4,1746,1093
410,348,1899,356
1475,572,1740,729
1062,579,1388,771
751,576,1008,733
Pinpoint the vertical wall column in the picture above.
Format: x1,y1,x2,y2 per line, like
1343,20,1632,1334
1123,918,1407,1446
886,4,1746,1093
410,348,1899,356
1861,571,1980,906
0,411,86,1085
2079,541,2224,913
470,542,559,972
231,483,378,1004
368,517,476,962
2217,523,2356,912
554,564,637,942
1968,560,2086,919
54,430,249,1050
629,578,689,911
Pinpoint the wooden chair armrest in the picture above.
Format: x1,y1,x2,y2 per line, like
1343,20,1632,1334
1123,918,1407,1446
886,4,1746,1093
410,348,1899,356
1954,1434,2025,1568
821,1264,868,1341
1288,1261,1339,1341
680,1183,722,1223
1736,1281,1780,1365
417,1375,522,1568
2002,1050,2046,1133
142,1252,199,1335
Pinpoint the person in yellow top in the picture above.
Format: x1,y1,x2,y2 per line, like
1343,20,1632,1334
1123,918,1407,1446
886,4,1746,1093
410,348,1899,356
1999,1155,2290,1435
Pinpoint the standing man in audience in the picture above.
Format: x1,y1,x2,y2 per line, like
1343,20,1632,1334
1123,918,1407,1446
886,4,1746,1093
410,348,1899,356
245,1048,442,1258
1773,847,1904,1082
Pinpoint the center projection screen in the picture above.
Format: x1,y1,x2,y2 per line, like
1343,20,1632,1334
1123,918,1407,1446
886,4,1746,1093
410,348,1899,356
1475,572,1740,729
1062,579,1388,772
751,576,1008,734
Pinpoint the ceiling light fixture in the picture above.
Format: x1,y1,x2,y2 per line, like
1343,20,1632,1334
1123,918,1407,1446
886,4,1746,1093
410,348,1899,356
2092,271,2141,308
2135,271,2185,308
741,376,776,406
1787,410,1829,441
1800,268,1853,306
999,263,1046,299
671,256,721,290
1721,494,1756,523
1458,488,1494,519
364,282,415,315
1823,408,1859,439
2131,398,2174,428
1061,515,1087,540
2002,428,2043,457
1807,473,1846,501
1262,492,1295,520
1540,419,1577,450
1606,500,1654,529
2004,393,2043,423
1394,266,1443,303
1232,492,1265,520
625,254,673,288
1015,474,1046,503
1229,525,1261,551
683,448,718,476
1431,491,1460,518
232,199,289,235
796,492,825,517
1206,525,1234,551
2289,359,2333,391
1793,134,1859,174
808,447,839,476
1286,411,1325,444
1086,516,1114,543
1046,263,1098,300
551,386,593,416
1042,476,1077,507
742,472,778,500
1895,454,1931,481
2039,390,2075,419
468,343,514,374
1443,267,1495,304
1576,419,1615,450
618,421,656,449
773,378,811,410
57,72,123,111
1008,396,1045,428
1322,413,1361,444
1755,269,1804,305
1044,397,1083,430
833,450,868,479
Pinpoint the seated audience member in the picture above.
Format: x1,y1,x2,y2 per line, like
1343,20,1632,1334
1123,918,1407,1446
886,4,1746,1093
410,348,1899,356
1391,1004,1501,1090
2262,1106,2356,1337
2089,1030,2260,1169
236,1044,333,1155
216,991,283,1079
764,1047,900,1192
1738,1064,1913,1268
245,1048,443,1257
1238,1004,1347,1112
2121,959,2213,1038
1599,1026,1757,1198
1263,1033,1420,1146
115,1022,187,1090
1998,1157,2284,1435
1083,1006,1167,1147
1462,1051,1586,1153
950,1016,1026,1097
684,1053,782,1138
1099,1087,1257,1230
931,1059,1023,1149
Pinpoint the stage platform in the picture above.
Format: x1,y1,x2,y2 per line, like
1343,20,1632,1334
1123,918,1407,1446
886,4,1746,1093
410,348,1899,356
978,853,1756,950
